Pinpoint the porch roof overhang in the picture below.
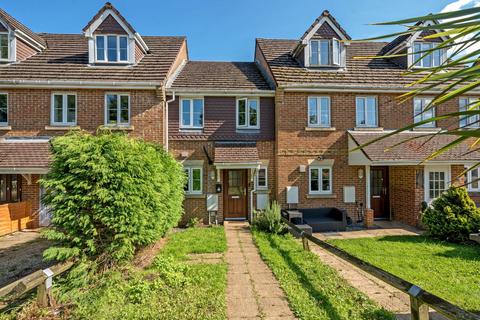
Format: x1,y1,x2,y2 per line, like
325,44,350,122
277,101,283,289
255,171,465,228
213,142,261,169
214,162,261,170
348,130,480,166
0,138,51,174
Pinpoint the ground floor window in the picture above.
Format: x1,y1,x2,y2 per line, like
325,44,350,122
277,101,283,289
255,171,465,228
0,174,22,204
467,167,480,191
184,167,202,194
256,167,268,189
309,166,332,194
427,171,446,200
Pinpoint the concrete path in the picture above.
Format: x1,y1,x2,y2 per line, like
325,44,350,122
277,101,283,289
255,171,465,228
225,221,296,319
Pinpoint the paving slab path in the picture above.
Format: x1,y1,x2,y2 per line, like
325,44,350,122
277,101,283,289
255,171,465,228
225,221,296,320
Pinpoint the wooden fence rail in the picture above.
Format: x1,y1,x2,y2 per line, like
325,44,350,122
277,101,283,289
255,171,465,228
281,216,480,320
0,260,74,310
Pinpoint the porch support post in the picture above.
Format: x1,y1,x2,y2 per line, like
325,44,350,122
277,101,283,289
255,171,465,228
365,165,371,209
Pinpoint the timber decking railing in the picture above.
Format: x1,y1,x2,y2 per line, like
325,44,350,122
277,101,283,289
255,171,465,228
0,260,74,310
281,216,480,320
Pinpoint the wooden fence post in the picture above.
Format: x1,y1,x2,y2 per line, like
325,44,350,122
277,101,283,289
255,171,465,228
37,268,54,308
410,296,429,320
302,234,310,251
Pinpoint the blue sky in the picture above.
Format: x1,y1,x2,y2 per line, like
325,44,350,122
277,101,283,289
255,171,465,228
0,0,462,61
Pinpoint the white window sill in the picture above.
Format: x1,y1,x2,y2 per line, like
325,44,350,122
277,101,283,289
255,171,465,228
255,188,269,193
411,127,440,132
0,125,12,131
101,125,134,131
305,126,336,132
185,193,205,199
45,125,80,131
354,127,383,131
179,127,203,132
307,193,336,199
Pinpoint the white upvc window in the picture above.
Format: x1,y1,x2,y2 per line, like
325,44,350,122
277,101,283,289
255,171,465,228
51,93,76,126
105,93,130,126
308,96,330,127
424,166,450,202
459,97,480,129
0,33,8,61
467,167,480,192
95,35,128,63
237,98,260,129
309,166,332,194
184,167,203,194
180,98,204,129
0,93,7,126
414,97,435,128
413,42,444,68
256,167,268,189
356,96,378,127
309,39,341,66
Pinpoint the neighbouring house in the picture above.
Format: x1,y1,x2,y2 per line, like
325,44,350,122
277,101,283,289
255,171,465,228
1,4,479,233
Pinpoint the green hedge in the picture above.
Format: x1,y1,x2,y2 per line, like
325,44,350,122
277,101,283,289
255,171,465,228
42,131,185,265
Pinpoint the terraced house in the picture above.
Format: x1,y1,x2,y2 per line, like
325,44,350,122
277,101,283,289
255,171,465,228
1,3,479,234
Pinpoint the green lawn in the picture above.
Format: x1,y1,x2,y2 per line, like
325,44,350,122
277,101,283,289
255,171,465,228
329,235,480,312
252,230,395,320
0,227,227,320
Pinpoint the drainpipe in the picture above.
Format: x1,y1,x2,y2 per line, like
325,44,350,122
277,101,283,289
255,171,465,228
250,168,257,222
165,91,176,151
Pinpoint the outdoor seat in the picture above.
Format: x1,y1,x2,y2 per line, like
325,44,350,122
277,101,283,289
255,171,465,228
284,208,347,232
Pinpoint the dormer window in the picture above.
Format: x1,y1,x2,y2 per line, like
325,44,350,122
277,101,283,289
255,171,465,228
95,35,128,63
0,33,8,60
309,39,340,66
413,42,444,68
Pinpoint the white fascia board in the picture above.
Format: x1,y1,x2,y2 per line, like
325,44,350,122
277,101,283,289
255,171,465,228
167,88,275,97
14,30,45,51
165,59,187,89
303,16,349,42
0,79,160,90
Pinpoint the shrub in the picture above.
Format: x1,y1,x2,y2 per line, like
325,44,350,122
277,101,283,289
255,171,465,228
252,201,286,234
186,217,202,228
422,186,480,242
41,131,185,265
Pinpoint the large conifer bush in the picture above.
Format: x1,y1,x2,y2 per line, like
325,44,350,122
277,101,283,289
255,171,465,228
42,131,185,265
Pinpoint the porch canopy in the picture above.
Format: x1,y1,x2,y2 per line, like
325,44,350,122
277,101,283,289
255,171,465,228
213,141,261,169
348,130,480,166
0,138,51,174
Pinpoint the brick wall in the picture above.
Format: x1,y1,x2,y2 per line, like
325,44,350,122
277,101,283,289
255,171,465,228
21,174,40,228
389,166,423,226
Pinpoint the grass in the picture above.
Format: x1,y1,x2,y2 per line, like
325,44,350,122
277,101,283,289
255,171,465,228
328,235,480,312
1,227,228,320
252,230,395,320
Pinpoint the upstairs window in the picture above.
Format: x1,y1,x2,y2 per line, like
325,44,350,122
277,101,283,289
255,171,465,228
413,42,443,68
0,93,7,125
459,98,479,129
105,93,130,126
180,98,204,129
237,98,259,129
0,34,8,60
309,39,341,66
96,35,128,63
308,96,330,127
51,93,76,126
356,96,378,127
184,167,202,194
414,98,435,128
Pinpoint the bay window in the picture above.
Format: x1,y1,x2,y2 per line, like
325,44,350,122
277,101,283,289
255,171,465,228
105,94,130,125
51,93,76,126
356,96,378,127
0,93,7,125
413,42,444,68
414,98,435,127
180,98,204,129
308,96,330,127
96,35,129,63
309,39,341,66
459,98,479,128
309,166,332,194
237,98,259,129
184,167,202,194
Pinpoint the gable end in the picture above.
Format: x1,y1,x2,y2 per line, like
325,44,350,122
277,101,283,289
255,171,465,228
93,14,128,35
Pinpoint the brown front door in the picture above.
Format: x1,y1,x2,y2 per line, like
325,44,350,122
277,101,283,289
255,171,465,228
370,167,389,219
223,169,248,219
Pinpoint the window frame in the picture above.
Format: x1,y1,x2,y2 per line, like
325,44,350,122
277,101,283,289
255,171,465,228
414,97,436,128
309,38,341,67
256,166,268,189
412,41,443,68
424,166,450,202
467,167,480,192
179,97,204,129
94,34,129,63
308,96,331,127
0,32,9,62
50,92,77,126
0,92,8,126
0,174,22,204
104,93,131,126
355,96,378,127
184,166,203,195
459,97,480,129
308,166,333,195
236,97,260,130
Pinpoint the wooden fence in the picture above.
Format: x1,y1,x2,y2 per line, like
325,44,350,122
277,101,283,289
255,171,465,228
0,261,73,310
282,216,480,320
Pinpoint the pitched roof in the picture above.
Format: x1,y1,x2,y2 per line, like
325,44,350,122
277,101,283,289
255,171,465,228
256,38,439,88
349,131,480,162
214,142,260,163
0,33,185,83
0,8,46,48
0,139,51,169
170,61,272,91
299,10,351,42
82,2,136,34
